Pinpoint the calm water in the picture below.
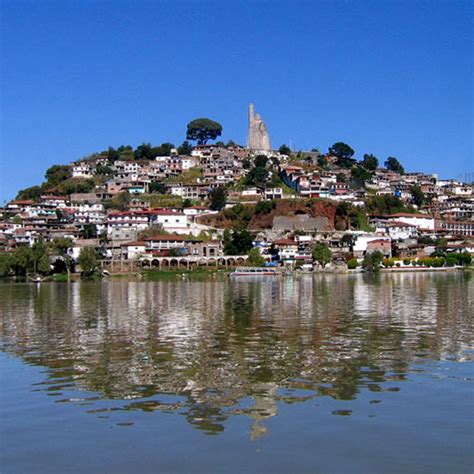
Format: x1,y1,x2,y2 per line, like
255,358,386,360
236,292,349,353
1,273,473,473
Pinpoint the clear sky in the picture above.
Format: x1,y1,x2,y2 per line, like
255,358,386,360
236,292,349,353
1,0,472,202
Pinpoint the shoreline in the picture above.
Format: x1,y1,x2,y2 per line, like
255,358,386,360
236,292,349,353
1,265,471,283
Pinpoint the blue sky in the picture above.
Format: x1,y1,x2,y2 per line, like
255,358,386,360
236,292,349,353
1,0,472,202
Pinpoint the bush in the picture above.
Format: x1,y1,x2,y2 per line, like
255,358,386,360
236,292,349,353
403,258,412,266
383,258,395,267
255,200,274,215
347,258,358,270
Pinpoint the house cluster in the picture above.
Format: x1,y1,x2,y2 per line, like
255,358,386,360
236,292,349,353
1,142,473,269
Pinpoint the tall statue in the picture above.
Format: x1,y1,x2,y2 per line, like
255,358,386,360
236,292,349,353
248,103,271,152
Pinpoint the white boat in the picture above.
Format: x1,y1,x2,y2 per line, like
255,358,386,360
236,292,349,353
230,267,278,277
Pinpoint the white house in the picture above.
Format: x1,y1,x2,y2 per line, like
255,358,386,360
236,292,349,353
150,210,189,234
386,213,435,230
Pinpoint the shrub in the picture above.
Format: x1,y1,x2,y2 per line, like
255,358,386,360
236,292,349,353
403,258,411,265
347,258,358,270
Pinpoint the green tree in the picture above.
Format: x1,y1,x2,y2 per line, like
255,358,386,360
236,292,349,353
328,142,355,168
279,144,291,155
385,156,405,174
231,229,253,254
80,223,98,239
350,166,372,189
186,118,223,145
312,242,332,268
247,248,265,266
11,246,33,276
177,140,193,155
16,185,44,201
223,229,236,255
362,250,384,272
117,145,135,161
410,185,425,207
51,237,74,277
244,166,269,186
151,142,175,157
45,165,71,186
96,164,114,176
106,146,120,162
134,143,154,160
31,238,50,275
149,182,167,194
255,200,274,214
347,258,358,270
254,155,268,168
361,153,379,171
209,186,227,211
77,247,99,277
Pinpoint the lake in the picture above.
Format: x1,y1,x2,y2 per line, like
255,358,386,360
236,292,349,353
1,273,473,473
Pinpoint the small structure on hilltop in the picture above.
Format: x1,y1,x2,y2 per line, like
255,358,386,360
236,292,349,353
248,103,271,152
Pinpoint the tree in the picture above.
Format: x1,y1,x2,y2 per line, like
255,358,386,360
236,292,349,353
279,144,291,155
247,248,265,266
255,200,274,214
223,229,235,255
254,155,268,168
80,223,98,239
45,165,71,186
186,118,223,145
149,182,167,194
134,143,154,160
177,140,193,155
312,242,332,268
51,237,74,276
151,142,175,157
106,146,120,162
317,156,328,168
362,250,384,272
244,166,269,186
336,173,347,183
16,185,44,201
361,153,379,171
209,186,227,211
77,247,99,276
350,166,372,190
328,142,356,168
96,164,114,176
410,185,425,207
117,145,135,161
231,229,253,254
31,238,50,275
385,156,405,174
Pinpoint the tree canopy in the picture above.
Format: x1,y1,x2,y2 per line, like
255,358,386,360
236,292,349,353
312,242,332,268
361,154,378,171
328,142,356,168
186,118,223,145
385,156,405,174
209,186,227,211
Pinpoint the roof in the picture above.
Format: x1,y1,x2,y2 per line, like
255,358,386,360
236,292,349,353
144,235,200,242
273,238,297,246
387,212,433,219
367,239,391,245
120,241,147,247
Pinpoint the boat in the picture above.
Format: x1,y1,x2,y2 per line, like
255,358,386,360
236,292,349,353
230,267,278,277
27,275,44,283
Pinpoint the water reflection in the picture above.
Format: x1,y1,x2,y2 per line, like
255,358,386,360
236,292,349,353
0,273,473,437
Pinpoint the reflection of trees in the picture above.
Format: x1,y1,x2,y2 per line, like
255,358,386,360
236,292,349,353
0,272,473,437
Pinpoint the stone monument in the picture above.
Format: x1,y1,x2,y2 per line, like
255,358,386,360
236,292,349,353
248,103,271,152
